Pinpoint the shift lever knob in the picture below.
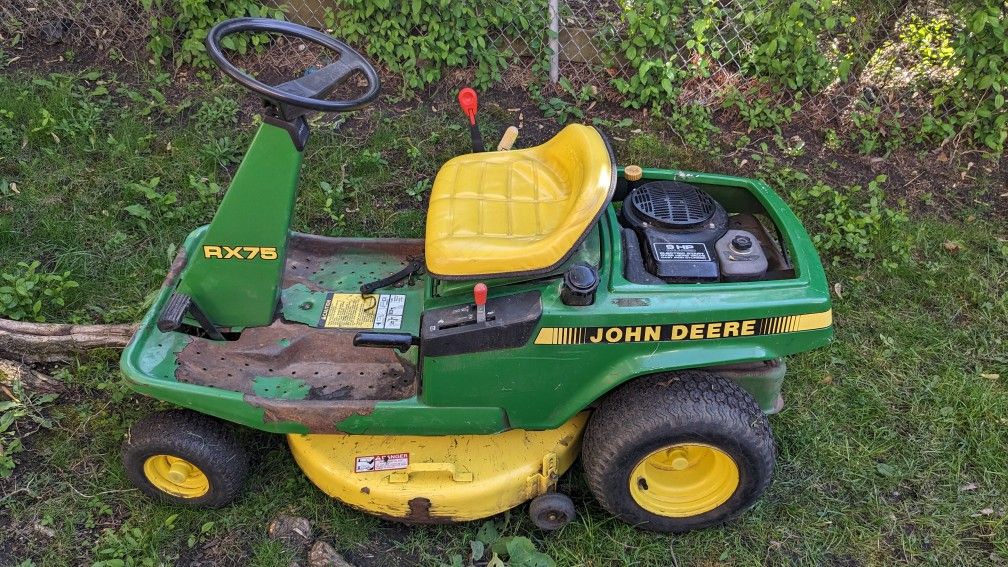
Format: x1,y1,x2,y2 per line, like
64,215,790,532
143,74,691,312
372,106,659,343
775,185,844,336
473,283,487,323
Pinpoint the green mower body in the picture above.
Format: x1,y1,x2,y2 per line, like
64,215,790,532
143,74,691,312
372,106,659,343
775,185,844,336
120,122,832,437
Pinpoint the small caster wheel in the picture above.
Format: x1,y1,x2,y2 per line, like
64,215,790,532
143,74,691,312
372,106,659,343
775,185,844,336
122,409,248,508
529,492,576,531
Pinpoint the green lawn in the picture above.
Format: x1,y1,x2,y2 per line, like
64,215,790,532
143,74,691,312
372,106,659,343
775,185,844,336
0,68,1006,566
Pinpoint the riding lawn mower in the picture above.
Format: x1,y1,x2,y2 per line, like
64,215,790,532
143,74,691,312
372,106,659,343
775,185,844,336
119,18,833,533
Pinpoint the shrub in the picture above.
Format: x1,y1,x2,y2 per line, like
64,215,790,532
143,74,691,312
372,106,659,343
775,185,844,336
0,261,79,322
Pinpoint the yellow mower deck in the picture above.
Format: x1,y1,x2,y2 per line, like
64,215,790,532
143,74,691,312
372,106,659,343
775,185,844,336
288,413,588,522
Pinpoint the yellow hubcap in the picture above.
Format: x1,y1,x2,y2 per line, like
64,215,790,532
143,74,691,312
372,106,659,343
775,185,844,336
143,455,210,498
629,443,739,517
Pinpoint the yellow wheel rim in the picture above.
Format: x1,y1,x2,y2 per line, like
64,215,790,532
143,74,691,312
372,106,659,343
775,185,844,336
143,455,210,499
628,443,739,517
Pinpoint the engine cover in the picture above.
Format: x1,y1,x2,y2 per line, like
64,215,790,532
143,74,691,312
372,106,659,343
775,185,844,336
623,181,728,282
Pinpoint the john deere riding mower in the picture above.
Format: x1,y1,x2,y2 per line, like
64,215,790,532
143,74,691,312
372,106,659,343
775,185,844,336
119,18,832,533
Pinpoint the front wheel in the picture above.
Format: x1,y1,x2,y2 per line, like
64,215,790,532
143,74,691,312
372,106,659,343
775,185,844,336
122,409,249,508
582,372,776,533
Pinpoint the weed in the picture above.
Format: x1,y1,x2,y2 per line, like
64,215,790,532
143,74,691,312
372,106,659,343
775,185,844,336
824,128,841,150
406,178,431,201
322,0,539,90
850,101,905,156
194,96,240,131
0,108,18,154
724,89,801,132
661,102,720,152
188,174,223,203
775,134,806,157
0,261,79,322
441,519,556,567
534,79,594,124
200,136,244,167
349,149,388,177
0,377,60,478
748,150,913,265
124,177,179,223
186,519,216,549
320,175,347,227
118,84,169,117
93,522,166,566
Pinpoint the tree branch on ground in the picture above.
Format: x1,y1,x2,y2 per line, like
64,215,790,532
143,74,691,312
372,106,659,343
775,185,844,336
0,318,137,363
0,358,64,395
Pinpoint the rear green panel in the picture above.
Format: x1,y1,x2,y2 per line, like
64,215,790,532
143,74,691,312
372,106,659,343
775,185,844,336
413,169,832,430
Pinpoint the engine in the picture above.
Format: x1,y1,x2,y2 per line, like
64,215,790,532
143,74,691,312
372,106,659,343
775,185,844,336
621,181,772,283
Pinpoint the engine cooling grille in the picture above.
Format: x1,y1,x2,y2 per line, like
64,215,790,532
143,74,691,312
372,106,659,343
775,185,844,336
627,181,717,229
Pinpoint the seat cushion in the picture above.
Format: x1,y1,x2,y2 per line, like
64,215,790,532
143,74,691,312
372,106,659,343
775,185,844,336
425,124,614,278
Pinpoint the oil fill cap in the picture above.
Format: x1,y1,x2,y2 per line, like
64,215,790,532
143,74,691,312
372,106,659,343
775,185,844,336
624,165,643,181
561,263,599,306
731,235,753,252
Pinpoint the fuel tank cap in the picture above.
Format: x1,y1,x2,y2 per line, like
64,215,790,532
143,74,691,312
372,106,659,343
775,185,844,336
561,263,599,306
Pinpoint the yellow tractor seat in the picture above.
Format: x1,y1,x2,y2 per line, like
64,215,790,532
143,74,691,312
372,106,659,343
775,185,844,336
425,124,615,278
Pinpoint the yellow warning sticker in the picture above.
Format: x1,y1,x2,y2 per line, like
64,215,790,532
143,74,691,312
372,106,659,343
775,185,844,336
318,293,405,329
320,293,379,328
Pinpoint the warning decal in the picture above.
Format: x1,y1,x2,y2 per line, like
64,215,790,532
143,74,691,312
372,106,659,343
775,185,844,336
355,452,409,473
318,293,405,329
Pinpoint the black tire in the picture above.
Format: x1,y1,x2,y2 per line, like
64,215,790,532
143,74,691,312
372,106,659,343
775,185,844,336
529,492,576,531
582,371,775,533
122,409,249,508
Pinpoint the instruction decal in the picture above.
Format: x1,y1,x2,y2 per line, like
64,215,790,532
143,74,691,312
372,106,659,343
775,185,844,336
355,452,409,473
318,293,405,329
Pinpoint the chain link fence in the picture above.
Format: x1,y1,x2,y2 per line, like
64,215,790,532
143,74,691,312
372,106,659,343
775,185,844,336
0,0,998,147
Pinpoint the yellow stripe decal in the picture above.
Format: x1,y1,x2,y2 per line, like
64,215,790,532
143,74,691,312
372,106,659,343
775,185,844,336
532,309,832,345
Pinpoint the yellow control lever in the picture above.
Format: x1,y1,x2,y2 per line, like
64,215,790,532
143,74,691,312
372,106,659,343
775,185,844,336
497,126,519,151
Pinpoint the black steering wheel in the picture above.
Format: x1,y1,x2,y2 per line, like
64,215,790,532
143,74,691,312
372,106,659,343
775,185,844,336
206,18,380,113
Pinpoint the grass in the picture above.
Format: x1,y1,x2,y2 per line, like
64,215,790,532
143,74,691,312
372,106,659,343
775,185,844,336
0,68,1006,566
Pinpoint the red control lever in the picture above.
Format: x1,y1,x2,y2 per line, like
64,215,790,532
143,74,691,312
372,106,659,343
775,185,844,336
474,282,487,323
457,87,484,152
458,88,478,125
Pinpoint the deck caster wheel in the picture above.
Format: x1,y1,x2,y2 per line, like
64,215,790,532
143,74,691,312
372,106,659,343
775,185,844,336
529,492,576,531
122,409,248,508
582,371,776,533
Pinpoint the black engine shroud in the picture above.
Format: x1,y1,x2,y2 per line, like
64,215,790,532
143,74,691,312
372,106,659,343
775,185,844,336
622,181,728,282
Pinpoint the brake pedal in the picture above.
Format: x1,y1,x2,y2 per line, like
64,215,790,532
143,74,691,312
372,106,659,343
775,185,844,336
157,292,225,341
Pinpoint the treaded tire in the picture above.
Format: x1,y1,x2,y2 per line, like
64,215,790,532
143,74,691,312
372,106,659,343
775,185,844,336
582,371,775,533
122,409,249,508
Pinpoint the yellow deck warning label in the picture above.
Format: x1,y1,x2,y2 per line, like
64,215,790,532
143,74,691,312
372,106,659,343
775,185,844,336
318,293,405,329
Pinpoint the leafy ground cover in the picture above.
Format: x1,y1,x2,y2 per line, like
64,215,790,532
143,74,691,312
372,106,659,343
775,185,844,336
0,62,1005,566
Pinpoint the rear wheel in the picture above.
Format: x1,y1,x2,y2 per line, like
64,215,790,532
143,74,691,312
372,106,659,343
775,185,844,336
582,371,775,533
122,409,248,508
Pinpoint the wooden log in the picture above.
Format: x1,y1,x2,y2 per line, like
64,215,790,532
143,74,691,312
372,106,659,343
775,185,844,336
0,358,64,394
0,319,137,362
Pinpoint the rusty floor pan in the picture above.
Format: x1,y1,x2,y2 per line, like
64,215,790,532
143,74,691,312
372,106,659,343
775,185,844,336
176,320,416,402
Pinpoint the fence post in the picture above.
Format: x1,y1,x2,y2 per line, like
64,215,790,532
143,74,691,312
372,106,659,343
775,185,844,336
548,0,559,84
